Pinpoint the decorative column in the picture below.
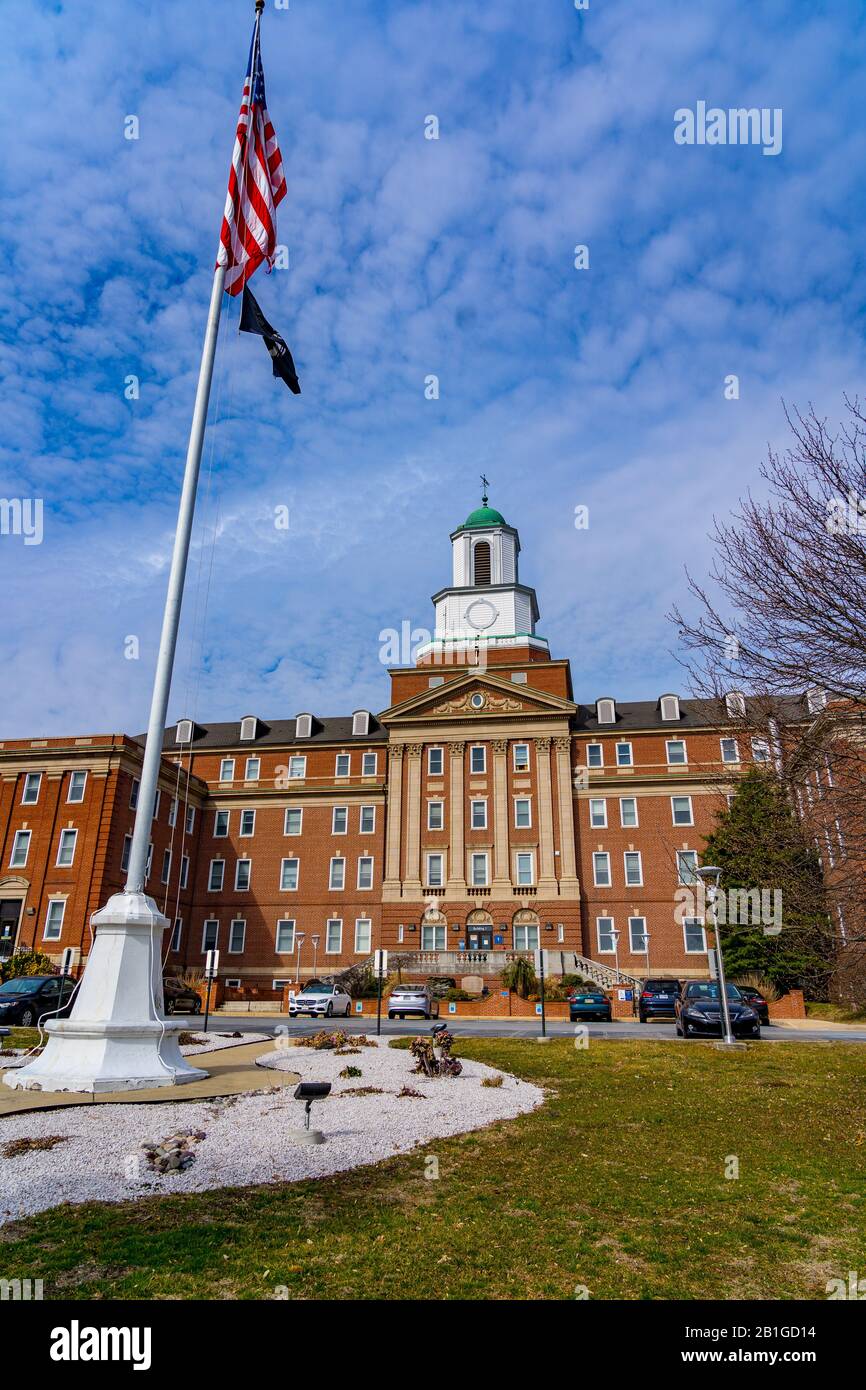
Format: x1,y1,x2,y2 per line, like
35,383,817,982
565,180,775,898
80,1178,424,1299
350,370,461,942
491,739,512,895
382,743,404,901
446,741,467,896
534,737,558,896
403,743,424,899
554,736,580,896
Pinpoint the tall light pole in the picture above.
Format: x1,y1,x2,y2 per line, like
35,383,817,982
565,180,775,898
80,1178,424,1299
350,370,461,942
697,865,735,1046
311,933,320,979
609,926,621,985
295,931,306,989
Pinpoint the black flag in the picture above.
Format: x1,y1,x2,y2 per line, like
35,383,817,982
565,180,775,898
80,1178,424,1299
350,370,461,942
239,286,301,394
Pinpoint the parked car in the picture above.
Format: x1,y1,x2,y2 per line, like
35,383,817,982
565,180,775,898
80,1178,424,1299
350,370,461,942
163,978,202,1016
675,981,761,1039
637,978,680,1022
0,974,77,1027
568,990,612,1022
289,983,353,1018
735,985,770,1026
387,984,439,1020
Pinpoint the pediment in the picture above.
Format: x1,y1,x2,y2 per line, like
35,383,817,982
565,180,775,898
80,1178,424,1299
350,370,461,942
379,671,576,725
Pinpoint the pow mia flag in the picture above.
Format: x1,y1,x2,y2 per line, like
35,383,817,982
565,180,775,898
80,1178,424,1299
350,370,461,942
239,286,301,394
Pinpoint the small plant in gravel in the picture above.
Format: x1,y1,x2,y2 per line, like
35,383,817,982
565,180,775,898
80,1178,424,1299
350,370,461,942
334,1046,361,1056
296,1029,349,1050
2,1135,68,1158
482,1075,504,1088
340,1086,384,1096
339,1065,362,1079
397,1085,425,1099
178,1032,208,1046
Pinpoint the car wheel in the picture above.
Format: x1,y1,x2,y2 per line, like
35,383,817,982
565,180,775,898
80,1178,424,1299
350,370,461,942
165,999,175,1015
345,1003,351,1017
20,1007,36,1027
192,999,202,1014
326,1002,333,1017
388,1013,395,1020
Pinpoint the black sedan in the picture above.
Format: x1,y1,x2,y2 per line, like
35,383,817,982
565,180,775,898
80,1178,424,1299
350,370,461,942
675,981,760,1040
736,985,770,1026
0,974,76,1027
568,990,612,1022
163,978,202,1015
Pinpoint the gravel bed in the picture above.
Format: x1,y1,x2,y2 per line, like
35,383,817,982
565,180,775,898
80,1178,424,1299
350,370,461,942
0,1038,543,1224
0,1031,270,1068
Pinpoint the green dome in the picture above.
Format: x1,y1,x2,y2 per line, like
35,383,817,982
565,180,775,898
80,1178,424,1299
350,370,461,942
458,505,507,530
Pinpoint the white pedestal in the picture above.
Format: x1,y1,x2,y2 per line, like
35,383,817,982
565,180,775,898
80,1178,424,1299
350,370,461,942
3,890,208,1094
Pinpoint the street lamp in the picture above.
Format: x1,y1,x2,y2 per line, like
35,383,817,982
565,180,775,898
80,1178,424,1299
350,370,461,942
697,865,735,1046
295,931,306,989
609,927,621,985
311,933,320,978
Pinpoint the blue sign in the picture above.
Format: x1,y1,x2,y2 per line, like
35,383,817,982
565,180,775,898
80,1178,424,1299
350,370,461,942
355,1001,364,1013
459,939,465,949
448,1002,457,1014
535,1003,543,1015
494,934,503,945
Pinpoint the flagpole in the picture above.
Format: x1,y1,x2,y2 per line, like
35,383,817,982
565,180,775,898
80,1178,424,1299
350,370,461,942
124,259,226,893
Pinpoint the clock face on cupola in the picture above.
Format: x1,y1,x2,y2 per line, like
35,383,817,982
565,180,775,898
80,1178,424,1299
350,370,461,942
414,480,547,664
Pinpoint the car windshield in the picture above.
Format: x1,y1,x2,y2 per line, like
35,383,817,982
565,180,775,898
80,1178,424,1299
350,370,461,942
687,983,742,1000
0,977,43,996
299,987,328,995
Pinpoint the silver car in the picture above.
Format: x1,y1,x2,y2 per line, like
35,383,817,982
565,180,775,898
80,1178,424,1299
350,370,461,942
387,984,439,1020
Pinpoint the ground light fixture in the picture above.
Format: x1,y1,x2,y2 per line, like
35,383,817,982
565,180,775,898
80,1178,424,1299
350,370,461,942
290,1081,332,1146
695,864,737,1047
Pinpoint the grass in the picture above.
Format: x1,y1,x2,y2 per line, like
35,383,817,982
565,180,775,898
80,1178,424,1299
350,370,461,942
0,1027,41,1053
805,1001,866,1023
1,1038,864,1300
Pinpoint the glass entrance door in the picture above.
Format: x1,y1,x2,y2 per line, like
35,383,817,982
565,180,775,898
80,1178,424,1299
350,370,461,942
0,900,22,959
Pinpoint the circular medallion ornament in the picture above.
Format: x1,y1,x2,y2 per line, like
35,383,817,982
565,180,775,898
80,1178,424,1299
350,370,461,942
465,598,498,631
470,692,486,710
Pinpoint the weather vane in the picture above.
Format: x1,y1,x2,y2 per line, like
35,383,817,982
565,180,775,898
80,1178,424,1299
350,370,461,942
480,473,490,505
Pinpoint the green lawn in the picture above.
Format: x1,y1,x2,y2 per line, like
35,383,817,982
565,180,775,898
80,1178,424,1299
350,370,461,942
2,1038,864,1300
805,1001,866,1023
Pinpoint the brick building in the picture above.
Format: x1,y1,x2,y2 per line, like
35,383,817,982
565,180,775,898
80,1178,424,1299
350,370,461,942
0,498,800,988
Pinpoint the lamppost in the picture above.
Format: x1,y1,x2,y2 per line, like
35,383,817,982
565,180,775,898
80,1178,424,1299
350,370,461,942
295,931,306,990
609,927,621,985
697,865,735,1046
311,933,320,979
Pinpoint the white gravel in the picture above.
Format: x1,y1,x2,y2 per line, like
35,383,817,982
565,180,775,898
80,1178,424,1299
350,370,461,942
1,1030,270,1068
0,1037,542,1224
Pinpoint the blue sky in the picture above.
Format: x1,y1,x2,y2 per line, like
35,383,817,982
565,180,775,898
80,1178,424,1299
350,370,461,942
2,0,865,737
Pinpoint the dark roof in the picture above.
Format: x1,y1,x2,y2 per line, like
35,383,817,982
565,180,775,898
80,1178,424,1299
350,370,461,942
137,715,388,753
572,695,808,734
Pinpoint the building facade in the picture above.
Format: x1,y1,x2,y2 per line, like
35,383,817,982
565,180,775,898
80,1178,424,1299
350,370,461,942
0,500,793,987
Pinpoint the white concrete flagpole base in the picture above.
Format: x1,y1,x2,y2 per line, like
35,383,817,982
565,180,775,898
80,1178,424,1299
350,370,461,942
3,891,208,1094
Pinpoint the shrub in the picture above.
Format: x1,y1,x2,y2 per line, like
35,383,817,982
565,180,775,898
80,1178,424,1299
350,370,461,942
443,987,475,1002
339,1065,362,1079
481,1075,504,1088
0,950,55,984
733,970,781,1003
501,958,538,998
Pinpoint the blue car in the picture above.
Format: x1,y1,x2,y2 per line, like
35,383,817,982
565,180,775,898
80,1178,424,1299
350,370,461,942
568,990,612,1022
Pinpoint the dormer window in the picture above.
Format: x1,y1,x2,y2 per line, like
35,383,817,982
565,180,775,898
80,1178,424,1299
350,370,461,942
175,719,193,745
296,713,312,739
659,694,680,722
352,710,370,736
473,540,492,586
806,686,827,715
596,698,616,725
725,690,746,718
239,716,258,742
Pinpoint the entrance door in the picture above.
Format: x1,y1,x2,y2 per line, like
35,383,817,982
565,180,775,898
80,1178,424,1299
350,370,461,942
467,929,493,951
0,900,22,959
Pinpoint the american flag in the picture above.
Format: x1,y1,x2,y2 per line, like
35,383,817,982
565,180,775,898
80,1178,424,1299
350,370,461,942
218,18,286,297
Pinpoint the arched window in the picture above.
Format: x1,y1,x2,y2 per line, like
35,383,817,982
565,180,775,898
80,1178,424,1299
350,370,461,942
473,541,491,586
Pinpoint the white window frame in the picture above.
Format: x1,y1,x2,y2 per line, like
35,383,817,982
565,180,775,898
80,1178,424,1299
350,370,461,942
214,809,229,838
335,753,351,778
208,859,225,891
325,918,343,954
513,743,530,771
660,694,680,722
515,850,535,886
677,850,699,885
353,711,370,736
426,852,444,888
362,751,377,776
121,834,132,873
619,797,638,828
44,899,66,942
514,920,539,951
186,805,195,834
357,856,374,890
671,795,694,827
244,756,261,781
161,848,171,885
469,745,487,775
628,916,648,953
427,800,444,831
421,920,446,951
10,829,31,868
329,857,345,890
720,737,740,764
235,859,252,892
470,852,489,887
470,799,488,830
593,852,611,887
130,778,140,810
152,788,161,821
514,797,532,829
596,916,616,953
280,857,299,892
284,807,303,836
751,737,771,763
586,743,603,768
354,918,372,953
589,798,607,829
596,698,616,725
176,718,193,744
428,747,444,776
288,755,307,779
202,919,219,953
275,919,295,954
219,758,235,782
240,716,258,741
623,850,643,887
616,741,633,767
228,919,246,954
67,770,87,803
683,917,707,954
56,828,78,868
180,854,189,889
666,739,687,766
171,918,183,952
22,772,42,805
168,796,177,828
239,809,256,837
360,805,376,834
332,806,348,835
295,713,312,739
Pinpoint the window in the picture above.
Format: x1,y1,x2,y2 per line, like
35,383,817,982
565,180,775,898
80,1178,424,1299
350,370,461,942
228,919,246,954
360,805,376,834
469,745,486,775
10,830,31,868
168,797,177,828
397,924,405,944
295,713,312,739
357,856,374,890
511,672,528,684
624,851,642,886
426,853,444,888
244,756,260,781
596,917,617,953
67,771,87,803
806,686,826,715
422,919,446,950
616,742,633,767
171,919,182,952
22,772,42,805
180,854,189,889
660,694,680,721
276,919,295,953
428,747,444,776
516,851,534,886
219,758,235,782
513,743,530,771
720,737,739,764
240,716,258,741
121,834,132,873
471,853,488,887
751,737,770,763
176,718,193,744
152,789,161,821
671,796,693,826
684,918,706,953
329,857,345,890
186,805,195,834
589,798,607,828
725,690,746,718
629,917,648,952
666,739,687,765
226,978,242,990
514,920,539,950
586,743,603,768
353,710,370,736
214,810,229,837
332,806,348,834
146,843,153,881
57,829,78,867
619,797,638,828
235,859,251,891
161,849,171,884
326,919,342,953
240,809,256,837
44,900,65,942
208,859,225,891
473,539,491,585
288,756,306,779
362,751,377,776
427,801,444,831
596,698,616,724
284,807,302,835
355,918,372,953
677,850,699,885
280,858,299,891
202,920,219,953
335,754,351,778
470,799,487,830
593,852,611,887
129,777,139,810
514,797,532,829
